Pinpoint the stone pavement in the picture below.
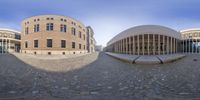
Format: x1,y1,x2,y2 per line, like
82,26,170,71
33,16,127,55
106,52,185,64
0,52,200,100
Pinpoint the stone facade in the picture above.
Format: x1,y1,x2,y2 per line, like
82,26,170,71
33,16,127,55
86,26,96,53
21,15,88,55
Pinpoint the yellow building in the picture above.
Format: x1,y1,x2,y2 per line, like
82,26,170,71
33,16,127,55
21,15,87,55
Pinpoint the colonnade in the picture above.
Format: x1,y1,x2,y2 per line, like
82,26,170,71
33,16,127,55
107,34,178,55
0,37,11,54
182,38,200,53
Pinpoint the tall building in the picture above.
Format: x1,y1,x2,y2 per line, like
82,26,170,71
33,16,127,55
86,26,96,53
105,25,181,55
0,28,21,54
21,14,88,55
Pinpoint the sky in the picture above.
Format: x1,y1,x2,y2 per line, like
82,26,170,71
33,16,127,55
0,0,200,46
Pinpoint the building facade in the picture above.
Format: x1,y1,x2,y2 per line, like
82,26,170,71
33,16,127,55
86,26,96,53
0,28,21,54
21,15,87,55
105,25,181,55
180,28,200,53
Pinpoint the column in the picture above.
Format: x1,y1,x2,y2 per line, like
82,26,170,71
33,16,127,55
183,39,184,53
186,39,188,53
189,38,190,54
171,37,172,54
192,38,193,54
147,34,149,55
173,38,175,54
163,35,165,55
158,35,160,55
133,36,135,55
153,34,155,55
1,37,3,54
129,37,131,54
142,34,144,55
137,35,139,55
8,39,10,53
196,38,198,53
167,36,169,54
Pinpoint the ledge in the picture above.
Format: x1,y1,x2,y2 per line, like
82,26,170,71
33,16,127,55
105,52,185,64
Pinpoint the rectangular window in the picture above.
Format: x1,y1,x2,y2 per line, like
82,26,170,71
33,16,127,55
84,45,85,50
46,23,54,31
79,44,81,49
34,40,38,48
72,42,75,49
34,24,40,32
25,41,28,48
83,34,85,40
61,40,66,48
60,24,67,32
79,31,82,38
25,27,29,34
71,27,76,35
47,39,53,48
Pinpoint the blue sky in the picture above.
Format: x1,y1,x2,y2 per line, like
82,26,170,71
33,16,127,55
0,0,200,46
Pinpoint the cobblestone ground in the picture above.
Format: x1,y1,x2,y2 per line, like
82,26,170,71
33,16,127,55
0,52,200,100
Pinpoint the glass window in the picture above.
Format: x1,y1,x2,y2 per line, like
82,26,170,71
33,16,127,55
25,27,29,34
34,24,40,32
46,23,54,31
47,39,52,48
34,40,38,48
83,34,85,40
71,27,76,35
61,40,66,48
79,31,82,38
79,44,81,49
72,42,75,49
60,24,67,32
25,41,28,48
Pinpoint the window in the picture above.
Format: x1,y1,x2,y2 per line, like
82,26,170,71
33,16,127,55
34,24,40,32
79,44,81,49
64,19,67,22
34,40,38,48
46,23,54,31
79,31,82,38
72,42,75,49
60,24,67,32
37,19,40,21
71,27,76,35
25,41,28,48
84,45,85,50
46,18,50,20
61,40,66,48
47,39,53,48
25,27,29,34
51,18,54,20
83,34,85,40
34,19,36,22
61,18,63,21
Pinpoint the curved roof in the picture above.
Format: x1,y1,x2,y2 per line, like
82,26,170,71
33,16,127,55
0,28,21,34
180,28,200,33
107,25,181,46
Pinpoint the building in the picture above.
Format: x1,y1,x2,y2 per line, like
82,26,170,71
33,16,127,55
105,25,181,55
180,28,200,53
0,28,21,54
21,15,88,55
86,26,96,53
95,45,103,52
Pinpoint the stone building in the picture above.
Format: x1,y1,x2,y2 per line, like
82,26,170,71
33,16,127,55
0,28,21,54
86,26,96,53
105,25,181,55
21,14,88,55
180,28,200,53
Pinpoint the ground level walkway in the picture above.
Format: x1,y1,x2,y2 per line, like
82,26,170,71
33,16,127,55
106,52,185,64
